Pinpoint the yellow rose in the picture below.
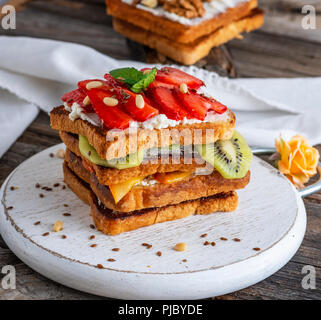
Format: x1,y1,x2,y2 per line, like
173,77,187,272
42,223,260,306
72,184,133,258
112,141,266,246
275,135,320,188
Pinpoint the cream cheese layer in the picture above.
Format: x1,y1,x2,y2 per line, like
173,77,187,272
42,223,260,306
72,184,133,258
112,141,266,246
122,0,246,26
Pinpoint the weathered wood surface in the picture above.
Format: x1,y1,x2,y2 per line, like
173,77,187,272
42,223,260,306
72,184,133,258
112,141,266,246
0,0,321,300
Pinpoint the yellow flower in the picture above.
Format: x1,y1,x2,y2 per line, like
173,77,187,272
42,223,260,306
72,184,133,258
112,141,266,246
275,135,320,188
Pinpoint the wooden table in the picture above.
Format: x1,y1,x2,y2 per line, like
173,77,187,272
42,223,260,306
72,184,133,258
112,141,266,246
0,0,320,300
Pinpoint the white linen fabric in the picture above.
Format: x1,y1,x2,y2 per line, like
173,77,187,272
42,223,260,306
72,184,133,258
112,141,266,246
0,36,320,157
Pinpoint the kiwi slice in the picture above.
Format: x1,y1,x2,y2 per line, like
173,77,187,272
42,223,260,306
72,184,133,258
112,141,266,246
79,135,144,170
195,131,252,179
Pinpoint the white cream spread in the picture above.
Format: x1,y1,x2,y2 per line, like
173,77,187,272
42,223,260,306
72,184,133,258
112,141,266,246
122,0,246,26
138,178,159,187
128,111,228,130
64,102,102,127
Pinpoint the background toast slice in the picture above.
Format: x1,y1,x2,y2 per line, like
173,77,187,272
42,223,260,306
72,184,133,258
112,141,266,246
113,8,264,65
106,0,258,44
63,161,238,235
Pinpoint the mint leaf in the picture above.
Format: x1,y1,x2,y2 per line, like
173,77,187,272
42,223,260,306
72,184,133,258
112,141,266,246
110,67,143,86
131,68,157,93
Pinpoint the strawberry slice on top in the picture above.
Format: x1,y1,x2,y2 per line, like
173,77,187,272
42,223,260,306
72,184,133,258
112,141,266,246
147,80,175,90
87,88,133,130
117,88,159,122
61,88,94,113
140,68,175,90
155,67,204,89
61,89,85,106
200,94,227,114
147,87,191,121
104,74,127,88
174,88,208,120
174,88,227,120
78,79,113,93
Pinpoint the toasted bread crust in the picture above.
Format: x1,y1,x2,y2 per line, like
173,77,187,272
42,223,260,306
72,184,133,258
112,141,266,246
91,191,238,236
113,9,264,65
50,106,236,160
61,131,210,185
106,0,258,44
63,161,92,204
65,148,250,212
63,162,238,235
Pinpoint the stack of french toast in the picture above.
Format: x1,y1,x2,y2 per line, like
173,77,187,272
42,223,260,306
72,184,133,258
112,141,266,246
106,0,264,65
50,67,252,235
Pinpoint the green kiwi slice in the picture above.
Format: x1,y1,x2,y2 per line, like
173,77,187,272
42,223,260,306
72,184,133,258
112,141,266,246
195,131,252,179
79,135,144,170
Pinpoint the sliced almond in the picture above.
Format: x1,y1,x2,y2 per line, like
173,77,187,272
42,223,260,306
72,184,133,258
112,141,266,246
53,220,63,232
180,83,188,94
141,0,158,9
86,81,102,90
135,94,145,109
103,97,118,107
83,95,91,106
173,242,187,252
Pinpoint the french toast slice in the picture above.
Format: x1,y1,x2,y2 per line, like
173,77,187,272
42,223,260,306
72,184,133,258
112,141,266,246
113,8,264,65
51,106,236,160
63,162,238,235
65,149,250,212
106,0,258,44
60,131,209,185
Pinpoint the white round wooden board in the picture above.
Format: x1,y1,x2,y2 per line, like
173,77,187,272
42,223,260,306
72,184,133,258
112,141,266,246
0,144,306,300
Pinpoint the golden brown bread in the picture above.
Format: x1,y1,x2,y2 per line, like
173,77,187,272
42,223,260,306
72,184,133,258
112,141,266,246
91,191,238,236
65,148,250,212
113,8,264,65
61,131,210,185
106,0,258,44
63,161,238,235
50,106,236,160
63,160,92,204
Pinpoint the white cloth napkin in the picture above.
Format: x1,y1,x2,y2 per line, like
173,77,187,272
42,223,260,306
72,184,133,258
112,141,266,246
0,36,320,158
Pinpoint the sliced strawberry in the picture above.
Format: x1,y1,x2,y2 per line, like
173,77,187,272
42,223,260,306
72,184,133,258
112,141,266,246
117,89,159,122
78,79,113,93
104,74,126,88
200,94,227,114
147,87,191,120
87,88,133,130
175,88,227,118
156,67,204,89
61,88,94,113
142,95,153,107
140,68,151,73
174,88,208,120
61,89,85,105
77,78,123,113
147,80,175,90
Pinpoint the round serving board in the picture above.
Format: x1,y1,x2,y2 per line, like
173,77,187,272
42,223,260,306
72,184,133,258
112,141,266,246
0,144,306,299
